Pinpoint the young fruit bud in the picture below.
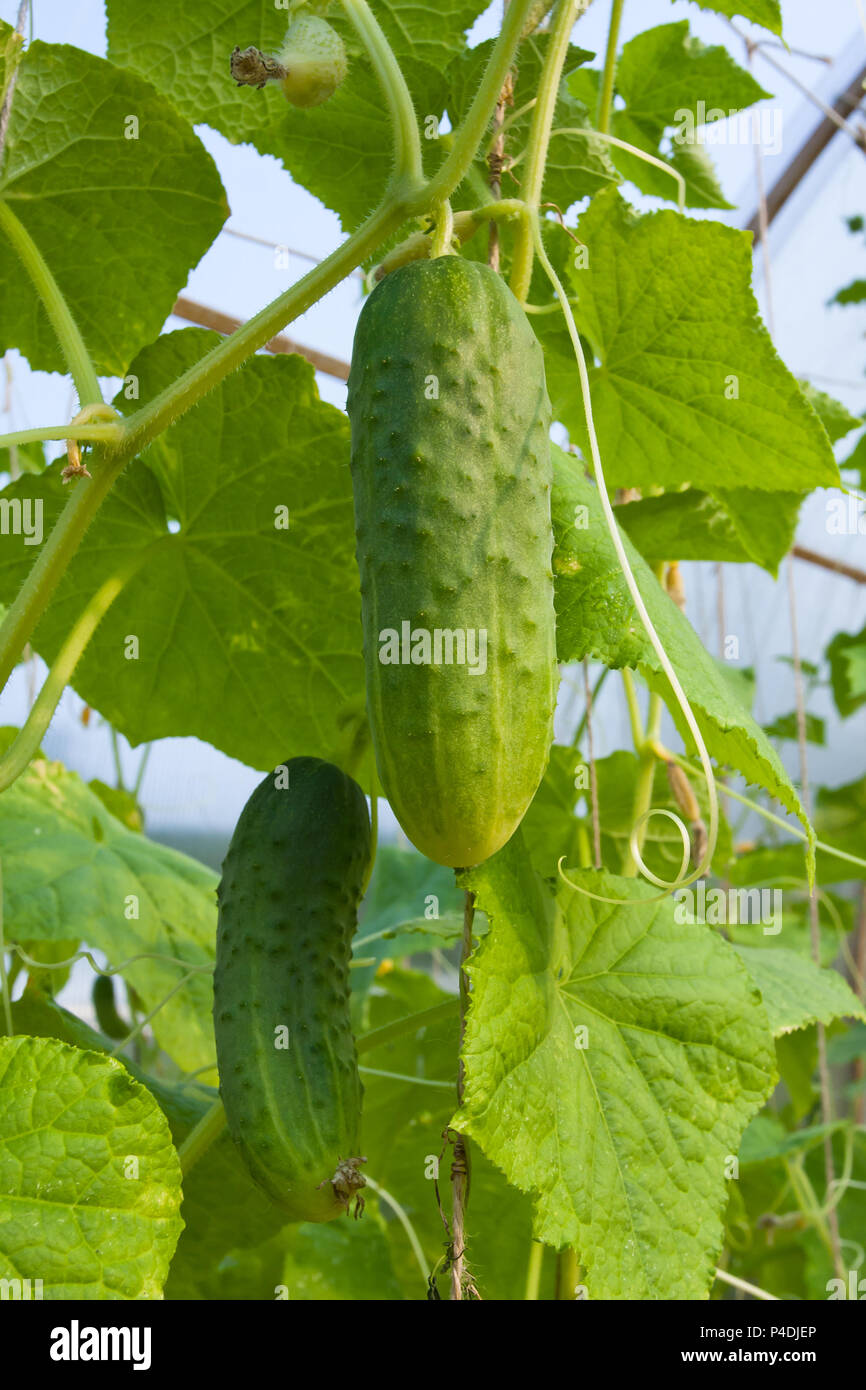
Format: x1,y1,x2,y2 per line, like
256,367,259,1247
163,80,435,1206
277,15,348,108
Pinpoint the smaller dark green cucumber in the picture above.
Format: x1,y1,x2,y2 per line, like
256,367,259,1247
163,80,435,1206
213,757,371,1221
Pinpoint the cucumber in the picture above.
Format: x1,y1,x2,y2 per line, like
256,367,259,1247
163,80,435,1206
213,757,370,1222
277,15,347,108
347,256,558,868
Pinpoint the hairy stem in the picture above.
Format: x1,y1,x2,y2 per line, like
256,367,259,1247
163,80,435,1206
510,0,589,303
426,0,537,208
0,422,123,451
596,0,625,134
450,888,475,1300
0,203,102,406
0,546,157,793
339,0,423,190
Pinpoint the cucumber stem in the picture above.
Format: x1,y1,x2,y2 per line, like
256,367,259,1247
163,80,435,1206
0,202,102,406
450,889,475,1300
596,0,626,135
176,1098,228,1177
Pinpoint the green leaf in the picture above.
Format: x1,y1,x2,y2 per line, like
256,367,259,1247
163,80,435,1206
615,487,802,574
0,41,227,376
683,0,782,33
733,947,866,1035
616,22,770,135
187,1205,409,1300
455,836,775,1298
1,988,288,1302
106,0,484,231
0,752,217,1073
763,711,825,745
0,332,368,776
353,845,465,990
541,192,839,494
0,439,46,475
0,20,21,101
16,938,79,995
739,1115,842,1165
827,623,866,718
568,23,768,212
88,778,145,832
799,383,861,442
551,445,816,861
520,743,588,876
774,1028,817,1121
827,1022,866,1065
831,279,866,306
0,1035,183,1299
839,426,866,487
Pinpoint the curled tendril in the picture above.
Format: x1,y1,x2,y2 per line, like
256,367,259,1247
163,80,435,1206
626,807,692,890
559,808,692,906
532,209,719,905
9,944,212,977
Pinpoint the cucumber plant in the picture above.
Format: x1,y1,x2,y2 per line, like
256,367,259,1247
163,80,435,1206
0,0,864,1314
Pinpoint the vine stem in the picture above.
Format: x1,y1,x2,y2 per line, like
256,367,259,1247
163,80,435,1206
855,887,866,1126
0,203,102,406
176,1098,227,1177
510,0,589,304
786,556,845,1281
583,659,601,869
714,1268,778,1301
0,423,122,451
0,545,158,792
355,999,458,1054
555,1248,580,1298
339,0,423,190
532,215,720,895
450,888,475,1301
596,0,625,134
621,667,644,749
0,860,11,1037
0,456,124,696
364,1175,431,1284
622,691,662,877
487,0,513,271
525,1240,544,1299
425,0,537,208
0,1,537,708
661,746,866,875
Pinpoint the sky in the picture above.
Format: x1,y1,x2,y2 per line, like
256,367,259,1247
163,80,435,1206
1,0,865,873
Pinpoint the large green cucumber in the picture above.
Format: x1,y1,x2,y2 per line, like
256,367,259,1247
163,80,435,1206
347,255,558,868
213,757,370,1222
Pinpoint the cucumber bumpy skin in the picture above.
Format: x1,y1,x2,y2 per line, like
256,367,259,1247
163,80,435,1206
348,256,558,869
213,757,370,1222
